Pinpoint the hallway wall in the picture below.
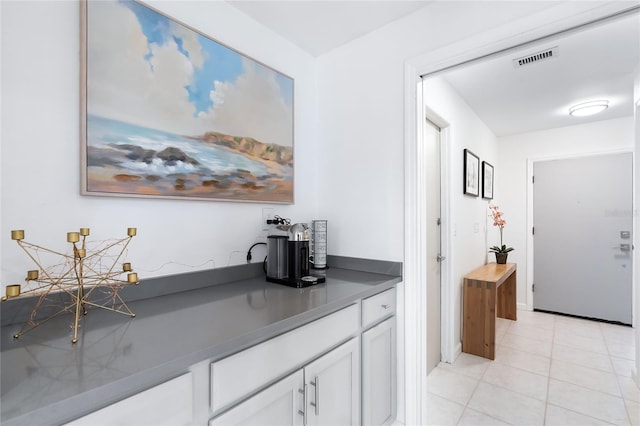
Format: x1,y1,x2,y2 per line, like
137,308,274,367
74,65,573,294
422,76,499,351
498,117,635,307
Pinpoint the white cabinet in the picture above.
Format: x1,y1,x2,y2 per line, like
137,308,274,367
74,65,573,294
209,370,304,426
210,338,360,426
66,373,193,426
362,318,396,426
65,285,396,426
210,304,359,413
304,338,360,426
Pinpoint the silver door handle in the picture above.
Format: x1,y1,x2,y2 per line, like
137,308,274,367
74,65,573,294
619,244,631,252
298,386,307,423
437,254,446,262
310,377,319,415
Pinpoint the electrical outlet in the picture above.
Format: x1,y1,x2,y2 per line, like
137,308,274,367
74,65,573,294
262,208,274,231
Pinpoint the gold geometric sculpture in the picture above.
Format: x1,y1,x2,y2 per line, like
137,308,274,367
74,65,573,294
3,228,139,343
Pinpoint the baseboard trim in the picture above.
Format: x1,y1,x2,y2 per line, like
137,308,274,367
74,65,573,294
453,342,462,361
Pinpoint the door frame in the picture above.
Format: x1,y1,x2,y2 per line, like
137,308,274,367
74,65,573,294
402,3,639,425
526,149,635,319
423,105,453,365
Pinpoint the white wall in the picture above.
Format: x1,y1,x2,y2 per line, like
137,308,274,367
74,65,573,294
0,1,319,284
422,77,499,345
498,117,635,307
315,1,563,262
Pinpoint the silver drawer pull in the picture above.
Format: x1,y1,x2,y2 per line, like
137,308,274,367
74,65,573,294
381,304,391,309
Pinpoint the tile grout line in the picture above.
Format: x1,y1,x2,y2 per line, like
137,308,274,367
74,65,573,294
542,312,557,425
454,377,481,425
547,313,632,425
458,320,521,426
602,322,635,426
510,311,625,425
453,319,517,426
430,310,636,425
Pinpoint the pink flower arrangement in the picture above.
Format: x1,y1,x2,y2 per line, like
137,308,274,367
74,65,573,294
489,204,514,254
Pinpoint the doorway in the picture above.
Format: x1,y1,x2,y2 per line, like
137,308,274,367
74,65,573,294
403,5,639,425
533,152,633,324
424,118,441,373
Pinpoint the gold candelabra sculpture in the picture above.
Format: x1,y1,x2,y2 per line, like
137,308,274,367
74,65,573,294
3,227,139,343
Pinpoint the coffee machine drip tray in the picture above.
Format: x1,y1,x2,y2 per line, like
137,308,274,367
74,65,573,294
266,275,326,288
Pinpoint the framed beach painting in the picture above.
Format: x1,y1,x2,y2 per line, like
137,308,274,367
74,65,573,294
463,149,479,196
80,0,294,203
482,161,494,199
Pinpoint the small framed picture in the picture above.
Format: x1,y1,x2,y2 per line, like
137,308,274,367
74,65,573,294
482,161,494,199
463,149,479,196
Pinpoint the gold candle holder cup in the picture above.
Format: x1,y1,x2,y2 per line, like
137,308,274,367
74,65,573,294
6,284,21,298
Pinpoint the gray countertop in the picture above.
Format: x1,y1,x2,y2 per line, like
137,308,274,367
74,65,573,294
1,260,401,426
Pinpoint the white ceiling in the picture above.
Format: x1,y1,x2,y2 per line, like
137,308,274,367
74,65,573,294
441,13,640,137
226,1,432,57
226,1,639,136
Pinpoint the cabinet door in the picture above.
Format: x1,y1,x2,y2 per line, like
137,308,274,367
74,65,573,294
209,370,304,426
362,318,396,426
304,338,360,426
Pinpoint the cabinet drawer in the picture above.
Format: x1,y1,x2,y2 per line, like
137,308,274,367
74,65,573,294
210,304,359,413
66,373,193,425
362,287,396,328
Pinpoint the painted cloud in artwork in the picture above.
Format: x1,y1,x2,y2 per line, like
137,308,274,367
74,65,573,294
87,0,293,147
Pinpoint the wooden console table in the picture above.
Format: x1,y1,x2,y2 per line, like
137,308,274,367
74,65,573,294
462,263,517,360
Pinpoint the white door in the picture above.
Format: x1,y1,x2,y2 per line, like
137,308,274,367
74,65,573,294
209,370,304,426
305,338,360,426
533,153,633,324
362,318,396,426
425,118,441,373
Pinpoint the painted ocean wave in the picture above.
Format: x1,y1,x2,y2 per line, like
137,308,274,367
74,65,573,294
87,115,284,178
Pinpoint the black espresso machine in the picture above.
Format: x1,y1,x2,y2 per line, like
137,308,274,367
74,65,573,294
266,223,326,288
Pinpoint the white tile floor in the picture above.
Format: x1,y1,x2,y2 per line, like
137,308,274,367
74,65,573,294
427,309,640,425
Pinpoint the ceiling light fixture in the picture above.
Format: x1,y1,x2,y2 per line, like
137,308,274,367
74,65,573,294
569,100,609,117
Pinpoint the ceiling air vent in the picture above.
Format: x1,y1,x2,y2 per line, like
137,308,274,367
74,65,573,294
513,47,559,68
